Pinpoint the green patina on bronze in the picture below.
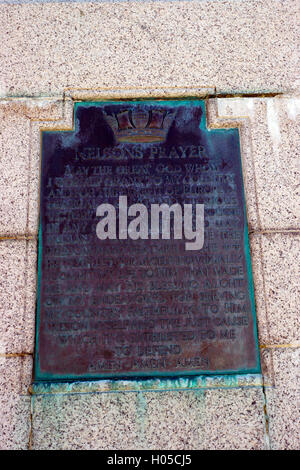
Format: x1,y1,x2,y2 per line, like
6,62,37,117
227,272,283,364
35,99,260,382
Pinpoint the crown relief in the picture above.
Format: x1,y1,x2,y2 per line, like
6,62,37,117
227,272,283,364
103,107,176,143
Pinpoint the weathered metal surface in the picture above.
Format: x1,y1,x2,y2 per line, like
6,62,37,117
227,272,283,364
31,374,264,395
35,100,260,381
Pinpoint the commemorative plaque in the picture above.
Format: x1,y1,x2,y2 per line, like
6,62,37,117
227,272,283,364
35,100,260,381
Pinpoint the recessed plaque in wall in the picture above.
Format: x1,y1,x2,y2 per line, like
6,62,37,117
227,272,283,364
35,99,260,381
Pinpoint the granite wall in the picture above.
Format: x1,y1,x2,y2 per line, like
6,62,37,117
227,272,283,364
0,0,299,450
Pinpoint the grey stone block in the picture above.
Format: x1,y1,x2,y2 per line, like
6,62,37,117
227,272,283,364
218,97,300,230
0,1,298,97
0,103,30,235
32,391,140,450
260,233,299,345
0,239,36,354
203,387,266,449
263,348,300,449
0,356,32,450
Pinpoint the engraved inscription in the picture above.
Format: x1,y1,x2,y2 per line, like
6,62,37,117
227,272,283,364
35,101,260,380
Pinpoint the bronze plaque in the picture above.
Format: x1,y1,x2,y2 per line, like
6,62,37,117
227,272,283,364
35,100,260,381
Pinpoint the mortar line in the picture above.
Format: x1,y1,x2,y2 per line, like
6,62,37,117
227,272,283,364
1,229,298,240
1,231,298,243
0,91,287,102
27,394,33,450
0,235,36,240
240,97,277,393
262,383,271,449
0,353,33,357
257,233,275,376
260,344,300,349
249,229,300,235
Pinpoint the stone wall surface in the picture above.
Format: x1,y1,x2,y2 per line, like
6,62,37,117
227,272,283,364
0,0,299,450
0,0,298,96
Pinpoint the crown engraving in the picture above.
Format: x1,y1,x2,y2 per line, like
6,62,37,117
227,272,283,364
103,107,176,143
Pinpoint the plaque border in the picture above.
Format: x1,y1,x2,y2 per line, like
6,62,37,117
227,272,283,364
34,97,261,382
